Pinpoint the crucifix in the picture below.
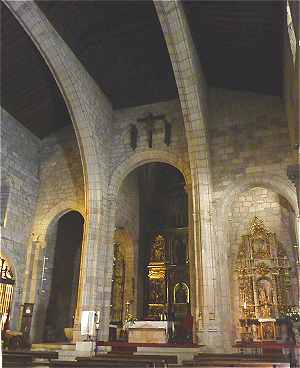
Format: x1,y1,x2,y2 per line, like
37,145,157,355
137,112,165,148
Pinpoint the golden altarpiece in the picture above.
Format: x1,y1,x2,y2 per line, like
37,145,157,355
110,242,125,324
236,217,292,342
146,232,190,321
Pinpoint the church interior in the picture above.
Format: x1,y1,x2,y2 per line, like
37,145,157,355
1,0,299,367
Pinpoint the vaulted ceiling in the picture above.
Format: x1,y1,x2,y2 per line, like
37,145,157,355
2,1,284,139
1,3,72,138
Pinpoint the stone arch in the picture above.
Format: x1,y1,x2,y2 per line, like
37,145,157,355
33,201,85,246
218,174,299,259
220,174,298,222
216,174,299,346
109,150,191,197
105,151,194,326
30,207,85,341
4,2,113,326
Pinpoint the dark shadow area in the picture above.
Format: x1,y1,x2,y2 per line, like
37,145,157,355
44,211,84,342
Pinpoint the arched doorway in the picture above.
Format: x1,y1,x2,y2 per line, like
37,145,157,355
43,211,84,342
113,162,192,342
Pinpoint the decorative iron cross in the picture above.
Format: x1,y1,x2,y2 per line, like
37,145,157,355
137,112,165,148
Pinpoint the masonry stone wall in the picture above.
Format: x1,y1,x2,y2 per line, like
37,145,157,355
207,88,296,350
1,108,40,329
116,172,139,250
111,99,189,176
229,187,298,342
209,88,294,198
34,126,84,223
115,172,139,315
28,126,84,340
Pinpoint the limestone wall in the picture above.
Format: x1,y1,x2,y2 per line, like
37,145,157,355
2,86,297,347
29,126,84,341
111,99,189,176
33,126,84,224
116,172,139,251
115,172,139,315
209,88,294,197
1,108,40,328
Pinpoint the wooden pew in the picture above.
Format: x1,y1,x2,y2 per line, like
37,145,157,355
3,350,59,367
101,353,177,365
2,352,33,367
77,356,169,367
4,350,58,361
182,353,290,367
50,360,154,368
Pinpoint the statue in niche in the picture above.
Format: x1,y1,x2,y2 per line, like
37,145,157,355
174,283,189,304
253,237,271,258
150,235,166,262
257,278,273,305
262,323,274,340
257,278,274,318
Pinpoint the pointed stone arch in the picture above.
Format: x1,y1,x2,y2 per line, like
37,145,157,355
4,1,114,332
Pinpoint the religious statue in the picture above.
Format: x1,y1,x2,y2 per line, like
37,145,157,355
253,238,271,258
262,323,274,340
257,279,273,305
251,323,258,340
150,235,166,262
149,280,164,304
174,283,189,304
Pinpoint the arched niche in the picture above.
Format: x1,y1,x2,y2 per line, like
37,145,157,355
32,210,85,342
229,187,298,343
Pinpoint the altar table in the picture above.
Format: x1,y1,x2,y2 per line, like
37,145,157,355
128,321,168,344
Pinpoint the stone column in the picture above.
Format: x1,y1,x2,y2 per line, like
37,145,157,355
287,164,300,307
184,184,197,342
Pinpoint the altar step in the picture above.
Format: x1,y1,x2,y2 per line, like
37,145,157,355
31,342,88,361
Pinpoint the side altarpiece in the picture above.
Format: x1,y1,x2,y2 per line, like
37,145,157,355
236,217,292,342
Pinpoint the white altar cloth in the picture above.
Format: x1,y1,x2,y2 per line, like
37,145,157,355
129,321,168,331
128,321,168,343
